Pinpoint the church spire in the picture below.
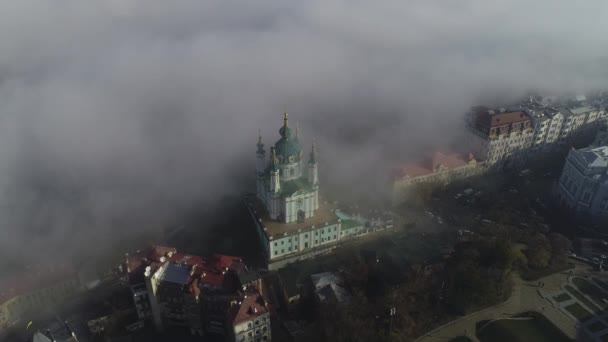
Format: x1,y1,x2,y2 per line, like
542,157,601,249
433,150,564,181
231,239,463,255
279,111,292,138
270,146,278,171
256,129,265,155
309,140,317,164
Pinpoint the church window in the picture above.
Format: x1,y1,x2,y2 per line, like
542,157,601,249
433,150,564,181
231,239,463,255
274,242,277,247
290,168,295,176
305,234,308,238
305,242,308,248
274,251,277,256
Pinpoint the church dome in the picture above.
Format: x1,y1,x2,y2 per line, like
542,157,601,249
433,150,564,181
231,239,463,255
274,112,302,163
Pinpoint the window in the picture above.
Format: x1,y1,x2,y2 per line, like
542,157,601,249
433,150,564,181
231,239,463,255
274,242,277,247
334,235,337,239
281,249,284,253
305,234,308,238
274,251,277,256
290,168,295,176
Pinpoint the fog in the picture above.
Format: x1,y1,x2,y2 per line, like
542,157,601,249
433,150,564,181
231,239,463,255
1,0,607,266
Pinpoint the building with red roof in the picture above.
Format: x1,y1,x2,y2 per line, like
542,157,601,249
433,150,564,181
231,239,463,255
121,245,262,338
227,291,270,342
465,106,534,166
393,151,484,195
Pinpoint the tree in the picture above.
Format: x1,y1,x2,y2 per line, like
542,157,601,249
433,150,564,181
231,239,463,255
526,247,552,269
548,232,572,258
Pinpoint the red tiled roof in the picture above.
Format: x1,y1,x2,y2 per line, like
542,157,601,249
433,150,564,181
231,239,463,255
228,292,268,325
474,110,530,128
126,245,247,298
431,151,468,170
395,151,477,179
399,162,431,178
149,246,177,262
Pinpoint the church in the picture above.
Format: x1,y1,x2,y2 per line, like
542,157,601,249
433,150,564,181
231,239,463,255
246,112,392,270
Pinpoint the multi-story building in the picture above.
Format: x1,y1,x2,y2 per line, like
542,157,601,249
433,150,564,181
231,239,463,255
227,291,270,342
520,95,608,152
465,107,534,166
0,266,81,332
247,113,393,270
556,145,608,220
392,151,484,194
123,246,264,338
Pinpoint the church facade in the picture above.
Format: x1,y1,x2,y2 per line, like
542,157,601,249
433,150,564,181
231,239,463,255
246,113,394,270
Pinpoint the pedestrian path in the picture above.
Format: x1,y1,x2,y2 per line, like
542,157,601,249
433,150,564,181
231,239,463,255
415,264,586,342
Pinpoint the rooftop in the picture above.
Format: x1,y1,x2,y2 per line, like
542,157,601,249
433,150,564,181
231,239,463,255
126,245,251,298
228,291,268,325
394,151,477,179
249,197,340,238
158,263,191,285
574,145,608,169
473,109,530,128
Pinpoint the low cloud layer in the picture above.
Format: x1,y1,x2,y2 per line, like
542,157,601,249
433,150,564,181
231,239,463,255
1,0,608,265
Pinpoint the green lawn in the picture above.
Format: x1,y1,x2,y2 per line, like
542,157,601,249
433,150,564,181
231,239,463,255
565,303,593,322
565,285,602,313
553,292,572,303
476,312,571,342
573,278,608,308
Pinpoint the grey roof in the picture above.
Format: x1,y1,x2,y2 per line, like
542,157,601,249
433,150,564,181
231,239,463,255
573,145,608,169
570,106,593,115
311,272,351,303
158,263,190,285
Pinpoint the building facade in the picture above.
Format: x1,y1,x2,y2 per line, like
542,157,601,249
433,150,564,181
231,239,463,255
392,151,485,195
556,145,608,220
465,107,534,166
466,95,608,167
227,292,271,342
247,113,393,270
0,266,81,332
123,246,265,338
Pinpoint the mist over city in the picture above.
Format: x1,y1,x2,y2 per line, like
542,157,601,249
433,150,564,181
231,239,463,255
2,1,608,341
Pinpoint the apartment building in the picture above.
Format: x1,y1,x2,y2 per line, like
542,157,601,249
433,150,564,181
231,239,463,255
556,145,608,220
227,292,271,342
122,246,266,338
465,107,534,166
392,151,485,194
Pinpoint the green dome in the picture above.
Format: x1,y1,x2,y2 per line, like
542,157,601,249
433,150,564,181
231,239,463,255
274,111,302,163
274,137,302,163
